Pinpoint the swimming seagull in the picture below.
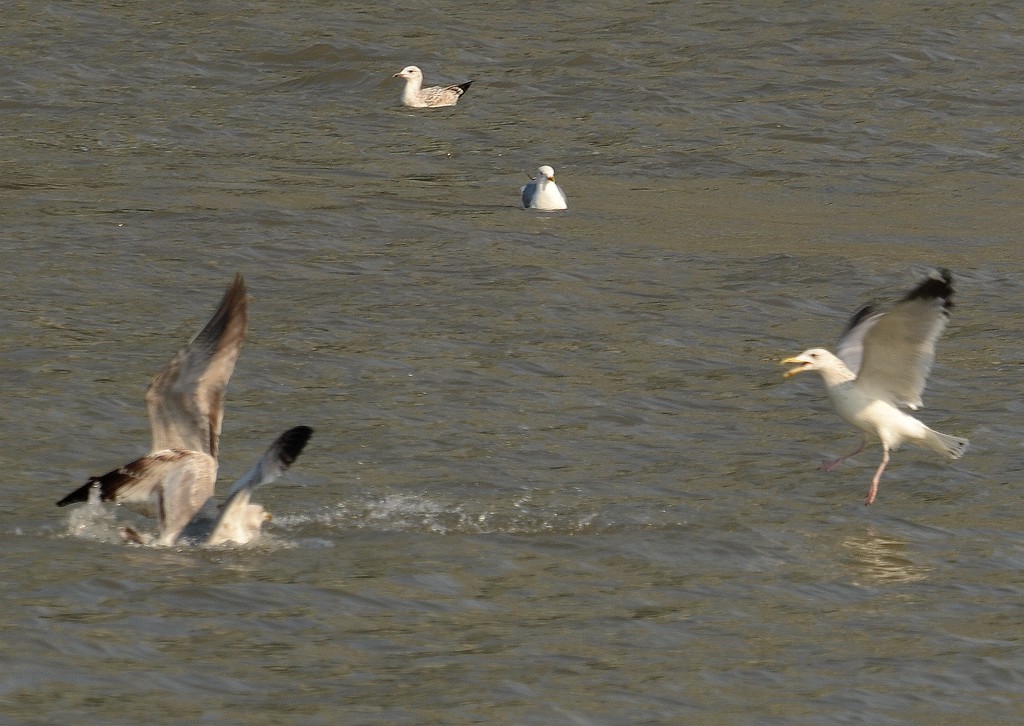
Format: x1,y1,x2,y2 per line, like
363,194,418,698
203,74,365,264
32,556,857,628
56,274,312,545
204,426,312,545
782,268,969,505
521,165,568,210
393,65,473,108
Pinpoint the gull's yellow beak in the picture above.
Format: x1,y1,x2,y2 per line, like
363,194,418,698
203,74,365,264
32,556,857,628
781,356,807,378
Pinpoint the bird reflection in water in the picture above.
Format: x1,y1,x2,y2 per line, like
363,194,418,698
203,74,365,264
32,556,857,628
842,529,931,584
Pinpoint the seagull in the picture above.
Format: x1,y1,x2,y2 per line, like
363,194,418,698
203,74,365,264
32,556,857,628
204,426,311,545
782,268,969,505
393,65,473,108
57,274,312,545
521,165,568,210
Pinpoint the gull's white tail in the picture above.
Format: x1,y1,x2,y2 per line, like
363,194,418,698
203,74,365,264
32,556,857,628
924,428,969,460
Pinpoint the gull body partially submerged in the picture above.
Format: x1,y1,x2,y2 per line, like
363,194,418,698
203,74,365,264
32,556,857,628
393,65,473,108
57,274,312,545
521,165,568,211
782,268,968,505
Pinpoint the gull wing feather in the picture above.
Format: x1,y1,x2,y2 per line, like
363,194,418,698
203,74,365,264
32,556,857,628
153,456,218,545
835,304,882,375
56,449,211,514
145,274,248,457
520,180,538,208
206,426,313,545
222,426,313,501
853,269,954,410
419,81,472,107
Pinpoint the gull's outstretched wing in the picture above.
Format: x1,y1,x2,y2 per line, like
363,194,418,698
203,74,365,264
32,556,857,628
145,274,248,457
835,304,882,375
854,269,954,410
56,449,215,513
205,426,313,545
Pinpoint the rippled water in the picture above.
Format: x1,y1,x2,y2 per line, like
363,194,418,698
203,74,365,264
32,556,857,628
4,1,1024,723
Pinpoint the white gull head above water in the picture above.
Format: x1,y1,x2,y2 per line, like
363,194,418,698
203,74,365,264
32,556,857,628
56,274,312,545
782,268,968,505
393,65,473,108
521,165,568,211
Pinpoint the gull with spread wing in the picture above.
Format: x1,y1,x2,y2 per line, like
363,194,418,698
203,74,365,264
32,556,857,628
57,274,311,544
782,269,969,505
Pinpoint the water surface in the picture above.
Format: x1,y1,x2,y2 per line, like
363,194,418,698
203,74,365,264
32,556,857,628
3,1,1024,723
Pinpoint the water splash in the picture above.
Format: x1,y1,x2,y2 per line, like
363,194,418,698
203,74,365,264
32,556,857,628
64,486,126,544
275,492,602,535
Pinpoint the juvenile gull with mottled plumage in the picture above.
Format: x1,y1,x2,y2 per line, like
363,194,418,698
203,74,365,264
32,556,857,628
393,65,473,108
782,268,969,505
57,274,312,545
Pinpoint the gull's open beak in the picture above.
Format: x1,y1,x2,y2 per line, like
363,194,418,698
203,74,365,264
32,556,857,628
781,356,807,378
393,72,402,77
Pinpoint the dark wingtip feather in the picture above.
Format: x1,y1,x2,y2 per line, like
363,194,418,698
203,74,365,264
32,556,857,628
278,426,313,468
56,464,146,507
904,268,954,309
56,479,99,507
456,81,473,94
843,304,877,337
190,273,248,350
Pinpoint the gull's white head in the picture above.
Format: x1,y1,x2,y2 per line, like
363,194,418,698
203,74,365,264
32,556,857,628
537,165,556,183
394,65,422,80
782,348,834,378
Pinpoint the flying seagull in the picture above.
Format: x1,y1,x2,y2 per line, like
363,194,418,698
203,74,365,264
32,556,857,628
57,274,312,544
521,165,568,210
393,65,473,108
782,268,969,505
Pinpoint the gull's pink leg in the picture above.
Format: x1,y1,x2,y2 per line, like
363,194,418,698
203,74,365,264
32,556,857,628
820,435,867,472
865,447,890,505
